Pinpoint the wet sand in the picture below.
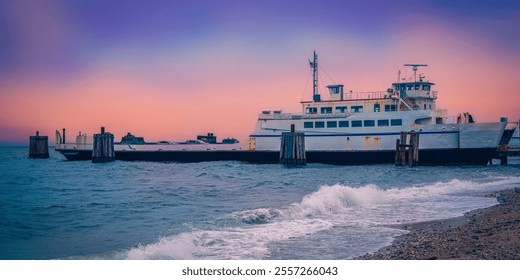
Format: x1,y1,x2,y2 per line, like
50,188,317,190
360,188,520,260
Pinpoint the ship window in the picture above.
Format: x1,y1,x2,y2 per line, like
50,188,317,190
321,107,332,114
315,121,325,128
374,103,380,112
391,119,402,126
304,122,313,128
424,104,427,110
401,85,406,91
415,84,420,90
364,120,375,127
352,120,362,127
384,104,397,112
351,106,363,113
407,85,413,90
327,121,337,128
429,104,432,110
378,119,389,126
335,106,348,113
306,107,317,114
339,121,349,127
422,85,430,90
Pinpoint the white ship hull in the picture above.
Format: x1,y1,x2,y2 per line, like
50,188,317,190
249,111,506,152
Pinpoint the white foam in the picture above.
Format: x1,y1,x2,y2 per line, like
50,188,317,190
280,184,386,219
126,218,333,259
124,175,520,259
126,232,198,260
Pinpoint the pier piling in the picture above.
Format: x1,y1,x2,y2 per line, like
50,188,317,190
395,131,420,166
29,131,49,159
92,127,115,163
280,124,306,166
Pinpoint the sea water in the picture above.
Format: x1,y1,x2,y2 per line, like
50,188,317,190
0,146,519,260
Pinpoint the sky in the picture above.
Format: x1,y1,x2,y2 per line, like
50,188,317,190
1,0,519,144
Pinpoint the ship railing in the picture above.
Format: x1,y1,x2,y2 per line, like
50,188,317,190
444,116,458,124
400,96,414,110
258,113,294,120
437,109,448,117
259,112,353,120
300,113,352,119
344,90,438,101
343,91,389,100
300,91,397,103
55,143,93,150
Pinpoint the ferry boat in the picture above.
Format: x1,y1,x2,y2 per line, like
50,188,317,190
55,52,512,165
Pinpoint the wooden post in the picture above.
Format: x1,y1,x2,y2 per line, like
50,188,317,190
29,131,49,159
407,132,414,167
92,127,115,163
395,139,401,166
500,155,508,165
400,132,407,166
413,132,420,165
280,125,306,166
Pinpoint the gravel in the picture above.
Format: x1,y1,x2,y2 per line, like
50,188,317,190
359,188,520,260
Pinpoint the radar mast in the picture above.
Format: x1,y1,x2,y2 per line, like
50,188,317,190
404,64,428,82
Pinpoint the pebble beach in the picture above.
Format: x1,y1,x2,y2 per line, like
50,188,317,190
361,188,520,260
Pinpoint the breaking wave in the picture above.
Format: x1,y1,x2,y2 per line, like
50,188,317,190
123,176,520,259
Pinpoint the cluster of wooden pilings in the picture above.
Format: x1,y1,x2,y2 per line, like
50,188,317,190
279,124,306,166
92,127,115,163
29,127,115,163
395,131,420,167
28,131,49,159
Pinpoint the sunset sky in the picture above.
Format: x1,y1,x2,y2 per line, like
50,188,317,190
1,0,519,144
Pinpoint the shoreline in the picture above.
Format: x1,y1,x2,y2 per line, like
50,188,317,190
359,188,520,260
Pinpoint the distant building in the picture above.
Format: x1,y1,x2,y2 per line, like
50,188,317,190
120,132,145,144
197,133,217,144
222,138,239,144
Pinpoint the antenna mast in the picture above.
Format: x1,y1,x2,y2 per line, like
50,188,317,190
404,64,428,82
309,51,320,101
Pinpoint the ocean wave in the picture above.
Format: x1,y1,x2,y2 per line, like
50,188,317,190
122,175,520,260
125,218,334,259
230,208,281,224
232,176,520,224
123,184,391,259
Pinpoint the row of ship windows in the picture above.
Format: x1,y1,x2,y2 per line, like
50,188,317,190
306,104,398,114
395,84,431,91
303,119,403,128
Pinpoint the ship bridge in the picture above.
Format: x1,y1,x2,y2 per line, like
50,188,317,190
391,81,436,99
388,64,438,111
